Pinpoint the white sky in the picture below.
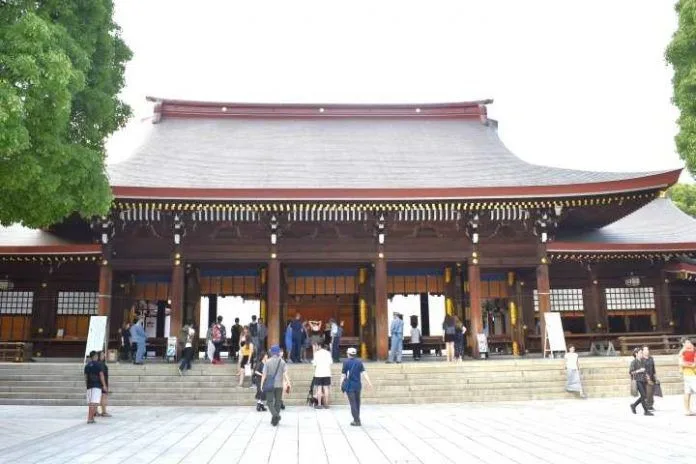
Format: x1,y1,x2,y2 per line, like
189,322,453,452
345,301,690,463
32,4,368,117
107,0,686,180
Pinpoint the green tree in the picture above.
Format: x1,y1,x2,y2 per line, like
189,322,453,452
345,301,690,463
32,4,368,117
667,1,696,177
669,183,696,217
0,0,131,227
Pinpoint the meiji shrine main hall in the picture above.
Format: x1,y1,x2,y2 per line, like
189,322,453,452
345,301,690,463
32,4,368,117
1,98,696,359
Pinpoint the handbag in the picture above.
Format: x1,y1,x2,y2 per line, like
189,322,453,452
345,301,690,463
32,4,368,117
653,380,663,398
630,379,638,397
262,360,282,393
244,363,252,377
341,363,352,393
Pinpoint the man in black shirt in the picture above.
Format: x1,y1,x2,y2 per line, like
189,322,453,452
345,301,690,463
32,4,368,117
84,350,106,424
629,347,653,416
230,318,242,362
643,346,657,411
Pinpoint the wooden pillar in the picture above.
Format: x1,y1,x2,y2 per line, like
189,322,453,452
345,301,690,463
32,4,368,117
208,295,217,328
267,259,281,346
374,257,388,360
31,272,56,357
584,267,605,333
468,261,482,358
170,252,184,338
536,259,551,349
657,271,673,332
358,267,370,359
184,265,200,327
507,271,521,356
98,259,112,318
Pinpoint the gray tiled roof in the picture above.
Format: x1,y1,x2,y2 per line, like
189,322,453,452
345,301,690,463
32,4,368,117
108,118,671,189
557,198,696,244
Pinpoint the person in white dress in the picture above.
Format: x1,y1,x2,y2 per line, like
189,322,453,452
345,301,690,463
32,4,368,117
564,345,586,398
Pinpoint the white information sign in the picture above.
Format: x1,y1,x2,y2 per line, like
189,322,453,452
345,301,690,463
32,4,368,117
166,337,177,361
83,316,108,366
543,312,567,358
477,333,489,359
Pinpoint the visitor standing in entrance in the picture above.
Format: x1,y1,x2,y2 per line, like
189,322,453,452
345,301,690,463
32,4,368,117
120,322,131,361
84,350,106,424
442,315,456,362
454,316,466,362
238,334,253,387
284,320,293,362
388,312,404,363
629,347,653,416
257,317,267,353
230,318,242,362
178,323,196,375
129,318,146,364
261,345,292,426
249,315,260,357
410,321,421,361
312,343,333,409
211,316,226,364
331,319,343,363
341,347,373,426
290,314,304,363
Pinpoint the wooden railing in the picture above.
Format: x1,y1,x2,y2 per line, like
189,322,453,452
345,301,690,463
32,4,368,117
618,334,696,356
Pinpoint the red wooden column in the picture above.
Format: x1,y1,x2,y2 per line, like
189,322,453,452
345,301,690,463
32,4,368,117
468,258,482,358
657,270,673,332
536,258,551,348
374,257,388,360
267,259,281,346
170,252,184,338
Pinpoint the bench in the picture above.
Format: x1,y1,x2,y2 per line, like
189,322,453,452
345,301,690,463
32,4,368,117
403,336,445,356
618,333,696,356
0,342,31,362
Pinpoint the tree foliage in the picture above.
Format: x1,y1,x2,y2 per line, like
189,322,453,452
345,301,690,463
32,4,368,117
0,0,131,227
669,183,696,217
667,0,696,178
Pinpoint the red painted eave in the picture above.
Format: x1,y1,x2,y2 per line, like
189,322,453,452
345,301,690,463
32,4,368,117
0,244,102,256
665,263,696,274
111,169,681,201
548,242,696,253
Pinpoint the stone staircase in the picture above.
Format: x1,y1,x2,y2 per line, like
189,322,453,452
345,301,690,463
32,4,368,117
0,356,684,406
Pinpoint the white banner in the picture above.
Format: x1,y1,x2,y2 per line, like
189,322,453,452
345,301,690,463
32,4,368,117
83,316,108,366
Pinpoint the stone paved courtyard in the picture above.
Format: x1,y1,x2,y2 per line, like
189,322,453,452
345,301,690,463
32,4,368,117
0,395,693,464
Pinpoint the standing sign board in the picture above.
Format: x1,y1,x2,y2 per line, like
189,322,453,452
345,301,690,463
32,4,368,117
166,337,177,362
83,316,108,367
543,312,567,358
476,333,489,359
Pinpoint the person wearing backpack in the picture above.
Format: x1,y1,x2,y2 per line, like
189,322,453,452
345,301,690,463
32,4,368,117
211,316,226,365
261,345,292,427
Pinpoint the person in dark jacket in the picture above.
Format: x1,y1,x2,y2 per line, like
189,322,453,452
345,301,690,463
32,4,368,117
630,347,653,416
120,322,131,361
290,314,304,363
96,351,111,417
642,346,657,411
230,318,242,362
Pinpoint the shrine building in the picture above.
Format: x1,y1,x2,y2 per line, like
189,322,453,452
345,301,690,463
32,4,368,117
1,98,695,359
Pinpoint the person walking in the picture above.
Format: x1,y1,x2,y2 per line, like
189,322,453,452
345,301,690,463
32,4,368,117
120,322,131,361
96,351,112,417
238,333,253,387
642,346,657,411
249,315,260,357
257,317,268,354
341,347,373,426
564,345,586,398
211,316,226,364
410,321,421,361
388,312,404,364
230,318,242,362
129,318,147,365
442,315,456,362
291,314,304,363
84,350,106,424
630,347,653,416
312,343,333,409
261,345,292,427
253,351,268,412
178,323,196,375
454,316,466,362
680,339,696,415
284,320,293,362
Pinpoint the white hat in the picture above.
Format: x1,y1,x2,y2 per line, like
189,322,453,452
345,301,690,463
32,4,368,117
347,347,357,356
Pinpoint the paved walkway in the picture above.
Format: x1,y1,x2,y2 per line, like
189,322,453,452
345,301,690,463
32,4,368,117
0,396,692,464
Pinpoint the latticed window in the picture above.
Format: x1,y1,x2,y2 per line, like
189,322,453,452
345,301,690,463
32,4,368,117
57,292,98,315
534,288,584,312
0,291,33,314
604,287,655,311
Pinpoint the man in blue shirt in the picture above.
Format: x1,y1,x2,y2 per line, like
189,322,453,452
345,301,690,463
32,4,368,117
388,312,404,363
341,347,373,426
290,313,304,363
